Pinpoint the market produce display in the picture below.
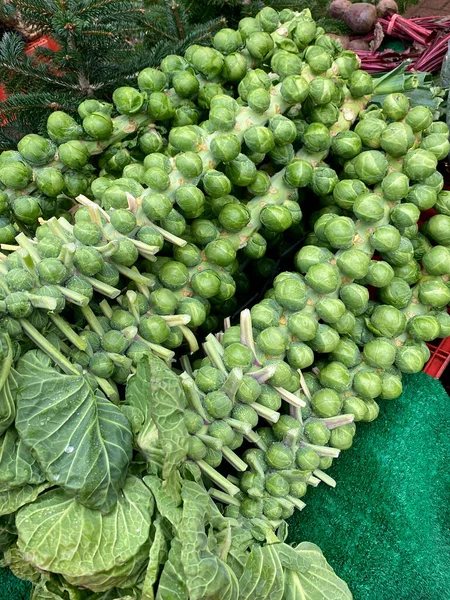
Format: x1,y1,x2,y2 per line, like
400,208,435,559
0,5,449,599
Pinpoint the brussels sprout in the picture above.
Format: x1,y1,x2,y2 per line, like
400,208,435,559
340,283,370,315
420,133,450,160
58,140,89,169
232,404,258,429
330,338,361,368
362,260,394,288
89,352,115,378
212,28,243,55
380,122,415,157
405,105,433,132
337,248,370,279
319,362,351,393
82,112,113,140
284,342,313,369
308,102,340,128
274,276,307,311
422,171,444,194
418,279,450,308
202,391,232,419
265,443,294,470
434,189,450,216
310,166,339,196
309,76,336,105
308,324,340,353
47,111,83,143
395,344,426,374
270,50,303,80
256,326,289,357
424,121,449,136
368,226,400,255
329,424,354,450
305,263,339,294
191,270,222,299
354,151,389,185
370,304,406,338
101,329,128,354
354,118,387,149
348,69,373,97
64,276,93,302
95,263,120,288
405,183,437,211
259,205,293,233
407,314,441,342
303,123,331,154
422,245,450,275
0,160,32,189
323,215,355,249
286,311,318,342
77,99,112,120
112,86,145,115
251,299,282,330
138,315,170,344
295,447,320,471
334,311,357,335
390,203,421,229
10,196,41,226
18,134,55,166
280,75,310,104
294,245,334,273
352,369,382,399
254,385,280,412
363,337,397,369
139,131,164,156
248,173,271,198
436,311,450,337
382,93,409,120
183,410,204,437
109,239,138,267
187,45,225,78
331,131,362,159
381,236,414,267
353,192,385,223
403,149,438,181
310,387,343,420
73,222,103,246
256,6,280,31
380,172,409,202
304,420,330,446
304,45,332,73
424,214,450,245
146,92,175,121
332,179,367,210
268,115,297,146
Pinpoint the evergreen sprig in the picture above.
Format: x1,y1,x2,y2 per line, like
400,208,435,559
0,0,225,148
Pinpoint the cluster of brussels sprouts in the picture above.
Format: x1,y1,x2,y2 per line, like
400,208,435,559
0,6,375,333
0,5,450,528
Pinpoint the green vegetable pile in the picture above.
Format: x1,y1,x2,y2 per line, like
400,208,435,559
0,6,449,599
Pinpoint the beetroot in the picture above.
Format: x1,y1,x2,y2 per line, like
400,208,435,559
376,0,398,17
348,39,371,51
344,3,377,34
326,33,351,49
329,0,352,20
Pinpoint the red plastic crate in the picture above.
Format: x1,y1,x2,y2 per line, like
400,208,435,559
424,337,450,378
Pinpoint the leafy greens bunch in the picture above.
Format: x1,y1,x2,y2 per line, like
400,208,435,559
0,337,353,599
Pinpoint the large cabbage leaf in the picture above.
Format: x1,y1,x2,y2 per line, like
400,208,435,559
282,542,353,600
180,480,239,600
238,544,284,600
15,350,133,513
0,482,51,516
0,428,45,491
129,354,189,480
16,476,154,580
0,335,16,436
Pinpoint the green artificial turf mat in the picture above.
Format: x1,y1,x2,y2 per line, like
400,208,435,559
288,371,450,600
